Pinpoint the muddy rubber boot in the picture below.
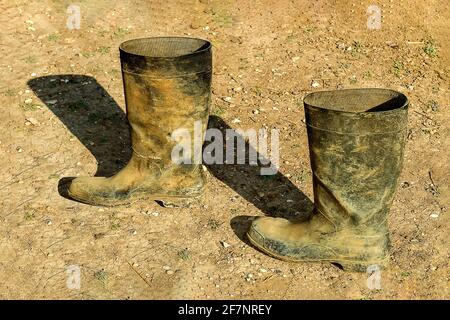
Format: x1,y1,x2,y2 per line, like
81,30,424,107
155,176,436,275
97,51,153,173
247,88,408,272
68,37,212,207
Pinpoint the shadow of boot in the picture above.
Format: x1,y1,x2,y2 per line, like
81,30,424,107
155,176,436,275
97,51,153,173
27,75,131,199
205,116,314,244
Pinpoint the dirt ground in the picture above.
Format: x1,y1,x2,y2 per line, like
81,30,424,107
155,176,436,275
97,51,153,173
0,0,448,299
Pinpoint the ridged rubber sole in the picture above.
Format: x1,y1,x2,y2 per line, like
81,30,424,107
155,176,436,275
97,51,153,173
247,231,388,272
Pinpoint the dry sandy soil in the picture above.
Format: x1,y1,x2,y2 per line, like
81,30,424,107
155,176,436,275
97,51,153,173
0,0,448,299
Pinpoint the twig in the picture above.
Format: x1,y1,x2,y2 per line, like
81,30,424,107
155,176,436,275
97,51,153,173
428,171,436,186
46,236,71,249
414,110,433,121
127,261,153,288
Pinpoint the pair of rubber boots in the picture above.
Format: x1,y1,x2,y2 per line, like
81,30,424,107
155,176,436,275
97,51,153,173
67,37,408,272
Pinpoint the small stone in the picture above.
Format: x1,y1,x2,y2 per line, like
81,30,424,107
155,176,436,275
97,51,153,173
259,268,267,273
166,270,174,275
229,35,242,44
311,80,320,88
24,98,33,104
190,21,201,29
46,99,57,104
30,73,37,77
292,56,300,62
221,241,231,248
163,265,171,271
285,173,291,178
430,213,439,218
26,117,39,126
232,118,241,124
233,87,242,92
223,96,232,102
252,109,260,115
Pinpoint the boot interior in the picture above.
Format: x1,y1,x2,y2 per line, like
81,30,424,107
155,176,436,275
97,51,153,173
304,88,408,113
120,37,210,58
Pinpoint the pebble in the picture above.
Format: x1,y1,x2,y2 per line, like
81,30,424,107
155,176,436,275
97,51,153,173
252,109,260,115
223,96,232,102
26,117,39,126
24,98,33,104
190,21,201,29
143,210,159,216
221,241,231,248
292,56,300,62
46,99,57,104
311,81,320,88
232,118,241,124
30,73,37,77
430,213,439,218
163,265,171,271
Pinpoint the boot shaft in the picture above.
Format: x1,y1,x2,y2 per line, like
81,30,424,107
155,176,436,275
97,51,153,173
304,89,408,229
119,37,212,164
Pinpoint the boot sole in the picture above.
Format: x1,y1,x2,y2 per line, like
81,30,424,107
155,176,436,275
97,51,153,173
247,231,388,272
67,189,203,208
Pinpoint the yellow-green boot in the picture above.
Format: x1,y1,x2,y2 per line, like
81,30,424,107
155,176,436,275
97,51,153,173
248,89,408,271
68,37,212,206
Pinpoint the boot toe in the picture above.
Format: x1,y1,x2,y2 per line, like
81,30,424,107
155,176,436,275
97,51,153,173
68,176,107,204
247,216,326,261
247,217,296,257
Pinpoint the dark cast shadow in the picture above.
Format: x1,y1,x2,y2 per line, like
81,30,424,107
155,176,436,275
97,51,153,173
206,115,313,244
27,75,131,199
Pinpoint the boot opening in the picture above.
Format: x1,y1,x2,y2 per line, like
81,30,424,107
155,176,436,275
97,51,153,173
304,88,408,113
120,37,211,58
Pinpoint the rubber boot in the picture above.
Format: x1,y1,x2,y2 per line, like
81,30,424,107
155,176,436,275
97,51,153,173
68,37,212,206
247,88,408,272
